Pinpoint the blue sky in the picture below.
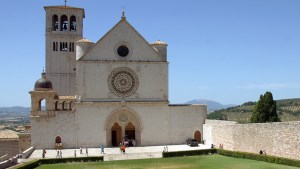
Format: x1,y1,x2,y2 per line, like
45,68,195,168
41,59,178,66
0,0,299,107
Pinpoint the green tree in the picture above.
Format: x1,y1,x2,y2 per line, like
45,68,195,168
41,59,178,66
250,91,280,123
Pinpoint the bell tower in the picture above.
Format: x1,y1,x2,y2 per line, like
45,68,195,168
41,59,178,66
44,5,85,96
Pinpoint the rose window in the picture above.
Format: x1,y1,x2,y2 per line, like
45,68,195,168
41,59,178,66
108,67,139,97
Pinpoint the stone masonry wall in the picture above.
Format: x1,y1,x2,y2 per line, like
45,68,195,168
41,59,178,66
203,120,300,160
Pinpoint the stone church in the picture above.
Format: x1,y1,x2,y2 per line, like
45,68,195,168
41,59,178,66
29,4,207,149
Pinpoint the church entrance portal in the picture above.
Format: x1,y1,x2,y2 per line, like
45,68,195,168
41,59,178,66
106,109,142,147
111,123,122,146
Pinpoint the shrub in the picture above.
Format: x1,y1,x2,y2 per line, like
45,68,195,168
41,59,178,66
12,156,103,169
217,149,300,167
163,148,217,158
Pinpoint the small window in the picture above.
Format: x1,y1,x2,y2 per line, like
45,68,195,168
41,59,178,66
60,15,68,31
53,42,56,51
71,42,75,52
117,45,129,57
52,15,58,31
70,16,76,31
64,42,68,51
60,42,63,51
56,42,58,51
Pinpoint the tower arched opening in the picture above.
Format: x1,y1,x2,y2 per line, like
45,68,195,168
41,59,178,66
60,15,68,31
39,99,46,111
52,15,58,31
70,16,76,31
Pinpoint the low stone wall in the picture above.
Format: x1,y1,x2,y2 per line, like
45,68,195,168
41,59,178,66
22,147,35,159
203,120,300,160
0,155,18,169
0,155,8,163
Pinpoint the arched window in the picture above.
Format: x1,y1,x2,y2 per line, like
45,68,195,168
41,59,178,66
62,101,67,110
55,101,60,110
52,15,58,31
70,16,76,31
69,101,74,110
60,15,68,31
39,99,46,111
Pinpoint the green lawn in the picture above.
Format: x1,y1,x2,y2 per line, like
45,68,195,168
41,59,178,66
35,155,300,169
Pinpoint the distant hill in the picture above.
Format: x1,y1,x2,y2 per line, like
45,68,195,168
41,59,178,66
208,98,300,123
186,99,236,112
0,106,30,114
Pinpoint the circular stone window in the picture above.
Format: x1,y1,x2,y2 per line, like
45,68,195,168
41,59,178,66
117,45,129,57
108,67,139,97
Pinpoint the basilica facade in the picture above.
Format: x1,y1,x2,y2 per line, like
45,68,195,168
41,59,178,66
29,5,207,149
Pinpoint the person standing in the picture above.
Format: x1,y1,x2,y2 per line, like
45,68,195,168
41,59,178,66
132,139,136,148
101,145,105,154
74,150,76,157
42,149,46,158
56,149,59,158
86,148,88,156
80,147,83,154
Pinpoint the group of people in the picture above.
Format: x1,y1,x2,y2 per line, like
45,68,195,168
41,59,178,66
78,147,89,156
42,139,138,158
163,146,168,152
122,138,136,147
56,149,63,158
219,144,224,149
259,150,267,155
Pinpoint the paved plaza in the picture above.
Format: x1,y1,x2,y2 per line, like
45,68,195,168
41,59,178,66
29,144,211,161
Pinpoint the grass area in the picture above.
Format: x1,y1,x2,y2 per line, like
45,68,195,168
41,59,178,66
35,155,300,169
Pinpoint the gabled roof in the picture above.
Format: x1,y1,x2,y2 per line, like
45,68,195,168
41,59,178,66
79,17,164,62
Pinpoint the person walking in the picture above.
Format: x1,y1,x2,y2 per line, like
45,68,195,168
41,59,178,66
80,147,83,154
74,150,76,157
86,148,88,156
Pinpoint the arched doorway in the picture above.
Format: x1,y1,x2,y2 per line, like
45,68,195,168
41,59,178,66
55,136,63,149
194,131,201,143
125,122,135,142
55,136,61,144
105,108,143,147
111,123,122,147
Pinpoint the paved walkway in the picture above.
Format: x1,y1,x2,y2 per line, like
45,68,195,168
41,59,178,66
29,144,211,161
